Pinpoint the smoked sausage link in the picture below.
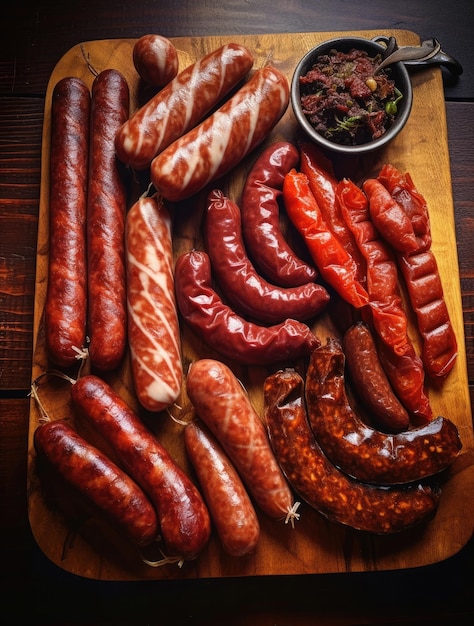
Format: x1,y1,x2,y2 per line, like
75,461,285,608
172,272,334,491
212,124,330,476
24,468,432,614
174,250,320,365
240,141,318,287
264,369,440,534
87,69,129,371
70,375,211,561
305,338,462,485
184,420,260,557
45,77,90,368
126,195,183,412
34,419,158,547
186,358,295,520
150,65,290,202
115,43,254,169
204,189,329,324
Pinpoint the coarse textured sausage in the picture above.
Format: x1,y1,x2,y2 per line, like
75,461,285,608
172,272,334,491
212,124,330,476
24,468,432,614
305,338,462,485
204,189,329,324
263,368,440,534
70,375,211,561
87,69,129,372
115,43,254,169
174,250,320,365
343,322,410,432
186,359,296,521
34,419,158,547
126,195,182,412
240,141,318,287
184,420,260,557
133,34,179,88
150,65,290,202
45,77,90,368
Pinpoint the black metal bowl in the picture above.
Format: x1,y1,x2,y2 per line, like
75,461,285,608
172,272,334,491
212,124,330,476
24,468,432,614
291,36,413,155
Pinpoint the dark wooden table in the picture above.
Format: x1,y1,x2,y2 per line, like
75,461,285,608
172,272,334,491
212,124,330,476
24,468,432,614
1,1,473,624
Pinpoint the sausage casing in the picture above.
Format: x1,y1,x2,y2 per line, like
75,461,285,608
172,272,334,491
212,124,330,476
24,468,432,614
184,420,260,556
87,69,129,371
45,77,90,368
126,195,182,412
305,339,462,485
186,358,295,520
264,368,440,534
70,375,211,560
34,419,158,547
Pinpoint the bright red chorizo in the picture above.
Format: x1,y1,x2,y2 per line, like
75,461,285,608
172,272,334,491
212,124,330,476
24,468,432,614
204,189,329,324
186,359,296,521
45,76,90,368
70,374,211,561
87,69,129,372
115,43,254,169
34,419,158,547
133,34,179,88
264,368,440,534
184,420,260,557
126,195,182,412
240,141,318,287
150,65,290,202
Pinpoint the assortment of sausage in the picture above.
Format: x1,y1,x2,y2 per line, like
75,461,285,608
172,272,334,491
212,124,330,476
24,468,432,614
35,33,464,569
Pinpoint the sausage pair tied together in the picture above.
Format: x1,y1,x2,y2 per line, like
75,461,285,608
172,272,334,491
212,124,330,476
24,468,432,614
186,359,296,521
184,420,260,557
70,375,211,561
263,368,440,534
150,65,290,202
174,250,320,365
45,77,90,368
34,419,158,548
87,69,129,372
305,339,462,485
240,141,318,287
204,189,329,324
115,43,254,169
126,195,182,412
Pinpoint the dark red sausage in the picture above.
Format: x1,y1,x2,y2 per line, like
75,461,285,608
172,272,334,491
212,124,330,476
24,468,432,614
87,69,129,372
34,419,158,547
174,250,320,365
115,43,254,169
184,420,260,556
45,77,90,368
343,322,410,432
264,368,440,534
70,375,211,561
240,141,317,287
204,189,329,324
305,339,462,485
150,65,289,202
186,359,296,521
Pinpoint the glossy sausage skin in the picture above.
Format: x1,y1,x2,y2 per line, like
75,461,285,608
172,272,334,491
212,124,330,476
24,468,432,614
204,189,329,324
184,420,260,557
133,34,179,88
305,339,462,485
126,196,182,412
186,359,294,520
70,375,211,560
240,141,317,287
45,77,90,368
343,322,410,432
87,69,129,371
150,66,289,202
115,43,254,169
174,250,320,365
34,419,158,547
263,369,440,534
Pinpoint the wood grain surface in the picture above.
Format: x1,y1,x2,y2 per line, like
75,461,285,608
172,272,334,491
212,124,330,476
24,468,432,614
28,30,474,582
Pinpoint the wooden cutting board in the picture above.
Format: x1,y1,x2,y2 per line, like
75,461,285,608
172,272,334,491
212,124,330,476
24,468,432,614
28,29,474,581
